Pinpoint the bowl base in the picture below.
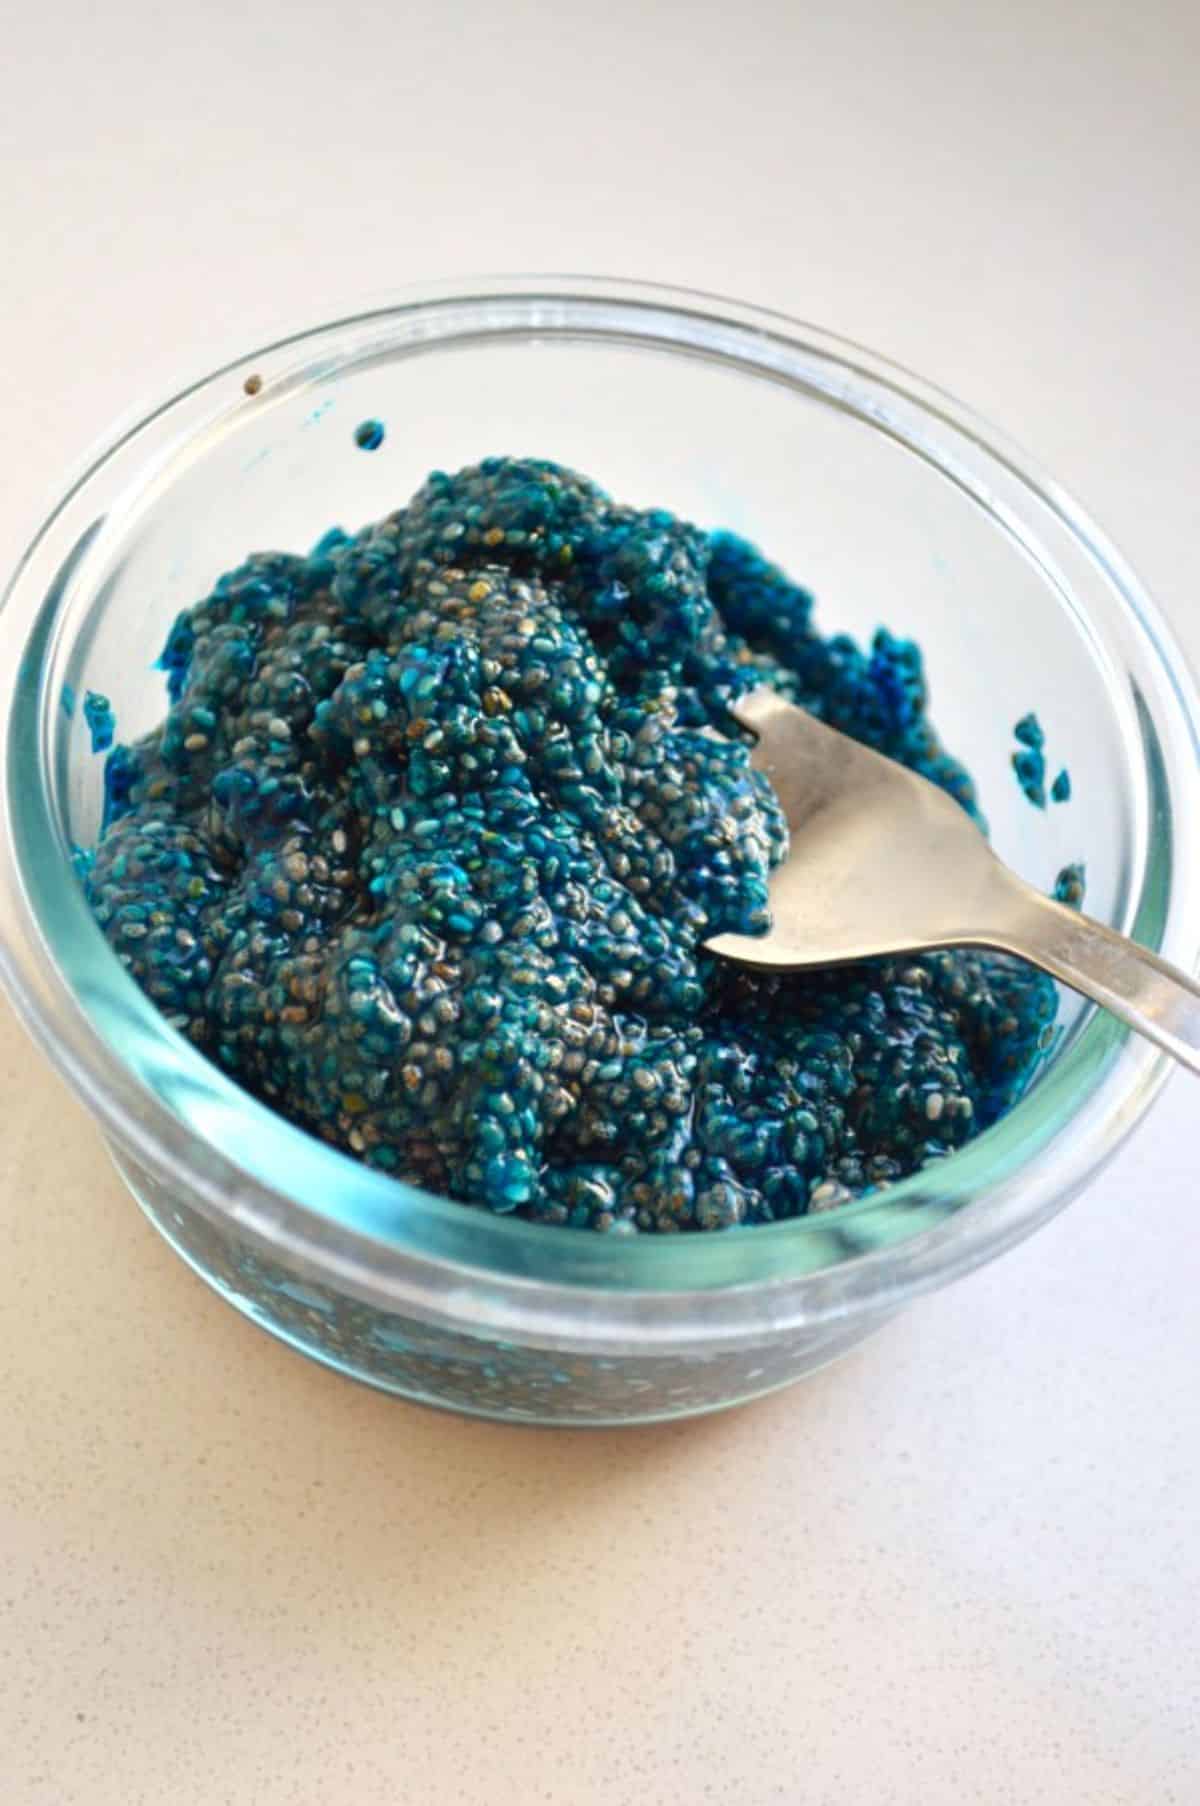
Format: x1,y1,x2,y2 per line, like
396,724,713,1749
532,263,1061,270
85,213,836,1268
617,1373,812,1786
112,1143,896,1426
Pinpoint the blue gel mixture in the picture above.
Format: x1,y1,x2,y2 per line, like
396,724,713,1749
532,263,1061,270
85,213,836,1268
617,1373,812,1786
83,689,115,753
1053,862,1087,908
85,458,1065,1232
1012,712,1047,809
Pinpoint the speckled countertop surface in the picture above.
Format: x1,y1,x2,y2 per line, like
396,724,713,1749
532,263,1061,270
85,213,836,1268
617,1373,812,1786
2,1,1198,1800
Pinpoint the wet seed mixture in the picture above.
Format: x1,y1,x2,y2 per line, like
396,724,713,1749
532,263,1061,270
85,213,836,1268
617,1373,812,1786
86,458,1069,1232
1011,711,1071,812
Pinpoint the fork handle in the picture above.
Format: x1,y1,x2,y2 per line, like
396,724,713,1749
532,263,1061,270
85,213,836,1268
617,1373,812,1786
999,882,1200,1075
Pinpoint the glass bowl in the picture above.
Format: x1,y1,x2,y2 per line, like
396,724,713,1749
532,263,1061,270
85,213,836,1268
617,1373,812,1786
1,277,1197,1425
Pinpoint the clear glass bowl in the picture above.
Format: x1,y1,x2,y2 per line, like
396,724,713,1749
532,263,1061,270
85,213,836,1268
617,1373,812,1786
1,277,1197,1425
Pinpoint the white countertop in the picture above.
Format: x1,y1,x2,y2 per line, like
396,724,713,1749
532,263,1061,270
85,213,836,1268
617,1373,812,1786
2,2,1197,1799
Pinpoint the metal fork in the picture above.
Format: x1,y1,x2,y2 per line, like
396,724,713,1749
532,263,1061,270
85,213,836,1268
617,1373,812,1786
706,687,1200,1075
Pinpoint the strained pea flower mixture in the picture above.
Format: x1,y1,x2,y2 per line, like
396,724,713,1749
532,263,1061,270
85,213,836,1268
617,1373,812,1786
86,458,1060,1232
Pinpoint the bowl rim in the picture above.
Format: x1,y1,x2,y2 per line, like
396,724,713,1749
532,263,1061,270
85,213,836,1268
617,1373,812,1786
1,272,1197,1346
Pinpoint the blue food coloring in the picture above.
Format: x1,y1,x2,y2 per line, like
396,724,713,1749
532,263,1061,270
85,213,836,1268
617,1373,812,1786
1051,768,1071,804
84,458,1065,1232
354,419,385,452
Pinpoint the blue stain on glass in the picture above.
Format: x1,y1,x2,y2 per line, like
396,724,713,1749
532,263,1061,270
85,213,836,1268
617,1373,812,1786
1053,862,1086,908
61,682,76,718
1011,712,1046,808
83,690,114,752
354,418,386,452
1050,768,1071,804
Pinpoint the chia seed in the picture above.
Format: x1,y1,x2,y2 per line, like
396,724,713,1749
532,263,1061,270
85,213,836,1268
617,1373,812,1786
84,457,1066,1232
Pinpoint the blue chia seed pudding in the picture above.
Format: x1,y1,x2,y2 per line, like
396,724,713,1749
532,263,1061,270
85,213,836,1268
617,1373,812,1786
85,457,1062,1233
